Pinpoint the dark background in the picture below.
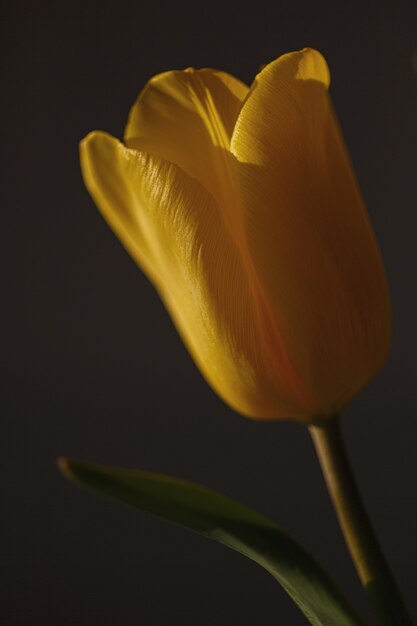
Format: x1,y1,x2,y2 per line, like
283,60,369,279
2,1,416,624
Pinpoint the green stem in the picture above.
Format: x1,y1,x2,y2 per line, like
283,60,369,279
309,417,412,626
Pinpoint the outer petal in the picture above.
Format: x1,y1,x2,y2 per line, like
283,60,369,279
80,131,305,420
124,68,249,213
231,49,391,418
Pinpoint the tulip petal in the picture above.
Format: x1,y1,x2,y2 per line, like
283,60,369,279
124,68,249,209
80,131,304,419
231,49,391,417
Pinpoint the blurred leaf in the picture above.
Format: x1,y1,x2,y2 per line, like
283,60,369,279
59,458,366,626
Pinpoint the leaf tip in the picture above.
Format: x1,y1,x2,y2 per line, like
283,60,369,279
57,456,71,476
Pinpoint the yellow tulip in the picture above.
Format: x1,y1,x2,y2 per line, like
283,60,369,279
80,48,391,423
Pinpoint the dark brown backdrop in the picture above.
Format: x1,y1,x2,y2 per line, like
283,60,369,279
2,1,416,624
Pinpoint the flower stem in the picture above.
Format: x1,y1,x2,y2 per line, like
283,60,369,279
309,417,412,626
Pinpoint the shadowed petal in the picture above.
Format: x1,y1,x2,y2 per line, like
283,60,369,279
231,49,391,417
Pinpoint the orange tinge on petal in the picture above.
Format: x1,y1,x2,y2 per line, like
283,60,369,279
80,48,391,423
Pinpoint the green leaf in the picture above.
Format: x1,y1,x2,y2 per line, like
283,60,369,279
59,458,367,626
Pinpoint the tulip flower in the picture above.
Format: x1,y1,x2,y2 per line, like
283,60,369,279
75,50,413,626
80,48,391,423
